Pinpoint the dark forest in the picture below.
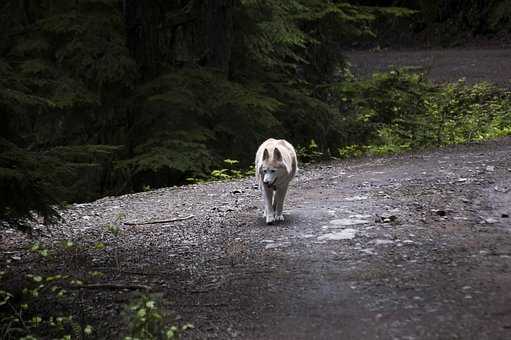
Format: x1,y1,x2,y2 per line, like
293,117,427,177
1,1,510,223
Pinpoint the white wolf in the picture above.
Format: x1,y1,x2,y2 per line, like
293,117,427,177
255,138,298,224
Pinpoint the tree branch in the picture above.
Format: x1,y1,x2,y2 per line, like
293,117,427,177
123,214,195,226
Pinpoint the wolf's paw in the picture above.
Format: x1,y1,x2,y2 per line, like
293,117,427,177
266,215,275,225
275,214,284,222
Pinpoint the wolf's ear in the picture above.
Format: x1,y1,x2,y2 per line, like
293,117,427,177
263,148,270,161
273,147,282,161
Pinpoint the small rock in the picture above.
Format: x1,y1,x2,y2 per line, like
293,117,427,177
265,243,287,250
375,239,394,246
375,215,398,223
329,218,369,226
318,229,357,241
494,186,509,193
434,210,447,217
383,215,397,223
345,195,368,201
350,214,372,219
486,165,495,172
360,248,376,255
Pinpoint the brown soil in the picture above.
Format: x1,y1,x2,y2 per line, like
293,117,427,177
2,138,511,339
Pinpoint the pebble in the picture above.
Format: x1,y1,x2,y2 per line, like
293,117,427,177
375,239,394,246
329,218,369,226
318,229,357,241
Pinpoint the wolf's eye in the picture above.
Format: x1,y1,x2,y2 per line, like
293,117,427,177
271,170,275,173
263,169,267,173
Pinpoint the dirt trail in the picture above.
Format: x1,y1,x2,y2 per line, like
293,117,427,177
3,138,511,339
345,48,511,87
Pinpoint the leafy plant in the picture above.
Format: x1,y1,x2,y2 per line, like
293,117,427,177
201,159,254,182
336,71,511,158
124,295,192,340
297,139,324,163
1,220,191,339
0,247,92,339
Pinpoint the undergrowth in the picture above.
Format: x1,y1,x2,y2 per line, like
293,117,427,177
0,216,191,339
186,159,255,184
337,71,511,158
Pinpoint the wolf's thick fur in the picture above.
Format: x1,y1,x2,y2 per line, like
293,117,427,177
255,138,298,224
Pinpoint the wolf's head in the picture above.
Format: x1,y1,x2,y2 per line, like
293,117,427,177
260,147,286,189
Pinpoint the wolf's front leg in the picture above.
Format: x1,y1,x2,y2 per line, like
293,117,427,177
262,185,275,224
273,183,289,222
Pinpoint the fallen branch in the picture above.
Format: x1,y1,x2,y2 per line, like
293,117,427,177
74,283,151,291
123,214,194,226
177,303,228,308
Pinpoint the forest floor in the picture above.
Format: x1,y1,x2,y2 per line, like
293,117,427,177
2,137,511,339
345,48,511,88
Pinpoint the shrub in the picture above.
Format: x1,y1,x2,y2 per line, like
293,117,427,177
337,71,511,158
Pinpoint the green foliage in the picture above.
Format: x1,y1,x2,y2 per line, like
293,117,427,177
406,0,511,44
488,0,511,32
1,225,190,339
126,68,282,184
296,139,324,163
338,144,365,159
124,295,192,340
0,0,136,224
0,0,429,226
425,81,511,145
337,70,511,158
187,159,255,184
0,140,62,224
0,247,92,339
336,69,433,146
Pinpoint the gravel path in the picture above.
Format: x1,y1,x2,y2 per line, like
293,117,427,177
2,138,511,339
346,48,511,87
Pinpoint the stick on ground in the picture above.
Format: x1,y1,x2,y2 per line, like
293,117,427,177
75,283,151,290
123,214,194,226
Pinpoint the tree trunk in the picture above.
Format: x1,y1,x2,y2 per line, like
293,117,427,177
204,0,234,73
122,0,235,77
